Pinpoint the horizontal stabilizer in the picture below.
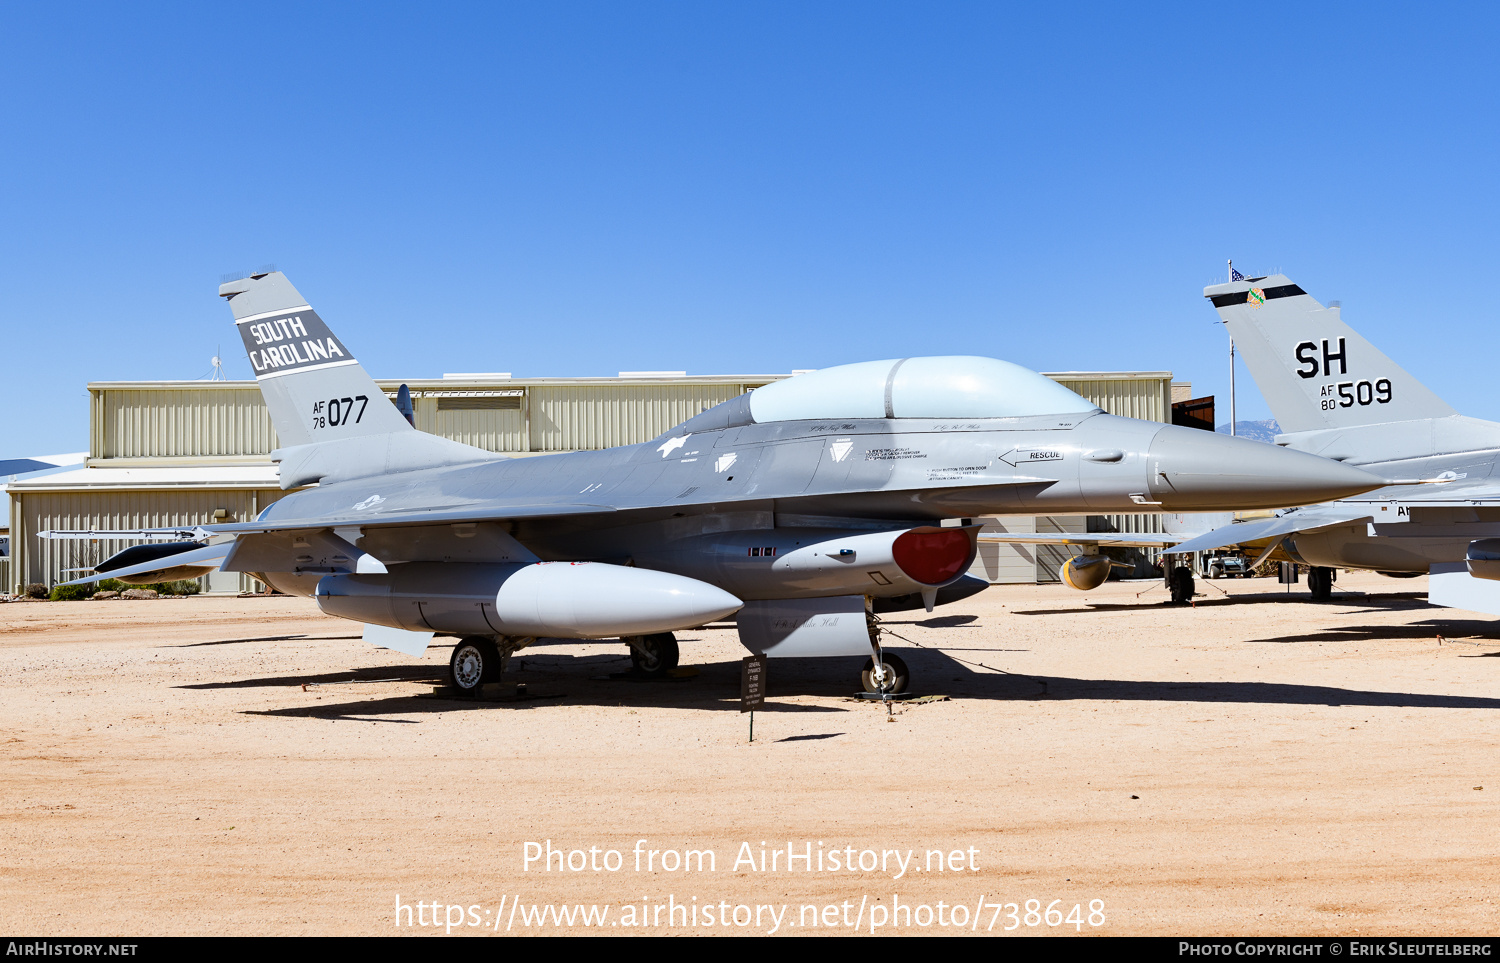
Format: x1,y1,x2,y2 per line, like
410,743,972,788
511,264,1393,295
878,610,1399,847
60,541,232,586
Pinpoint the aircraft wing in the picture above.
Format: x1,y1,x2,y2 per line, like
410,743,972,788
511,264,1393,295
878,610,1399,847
978,532,1184,549
1340,478,1500,508
1165,506,1375,555
200,476,1066,537
204,502,617,535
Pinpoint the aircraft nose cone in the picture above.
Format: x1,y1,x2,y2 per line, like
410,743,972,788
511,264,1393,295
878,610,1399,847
1146,425,1384,510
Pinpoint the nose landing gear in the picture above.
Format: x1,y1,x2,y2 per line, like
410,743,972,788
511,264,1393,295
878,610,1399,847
861,652,910,694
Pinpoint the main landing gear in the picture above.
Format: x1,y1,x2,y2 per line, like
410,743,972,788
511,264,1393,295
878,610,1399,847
1167,565,1195,605
450,636,503,695
1307,565,1335,602
449,635,534,695
624,633,679,678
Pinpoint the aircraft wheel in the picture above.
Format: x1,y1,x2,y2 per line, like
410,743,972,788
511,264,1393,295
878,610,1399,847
1308,566,1334,602
1169,567,1195,605
628,633,679,677
450,637,502,694
861,652,909,694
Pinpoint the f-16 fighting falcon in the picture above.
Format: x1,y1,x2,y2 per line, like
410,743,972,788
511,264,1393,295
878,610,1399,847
1167,272,1500,614
50,271,1385,694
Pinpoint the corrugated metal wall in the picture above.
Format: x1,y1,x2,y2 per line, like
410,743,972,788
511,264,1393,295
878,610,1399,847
1053,376,1171,423
90,381,762,460
10,488,290,594
96,386,279,459
969,517,1039,584
528,384,749,452
417,391,529,452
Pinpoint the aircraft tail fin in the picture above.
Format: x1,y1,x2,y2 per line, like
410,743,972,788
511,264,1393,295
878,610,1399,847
1203,274,1454,434
221,271,414,448
221,272,496,487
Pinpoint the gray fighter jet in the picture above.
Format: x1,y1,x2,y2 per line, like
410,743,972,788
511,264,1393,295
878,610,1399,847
53,271,1385,693
1168,272,1500,613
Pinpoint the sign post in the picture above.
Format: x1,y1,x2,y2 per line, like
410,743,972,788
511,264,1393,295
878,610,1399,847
741,654,766,743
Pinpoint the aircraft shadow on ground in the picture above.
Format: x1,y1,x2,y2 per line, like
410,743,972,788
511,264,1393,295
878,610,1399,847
173,634,364,648
1251,619,1500,645
179,664,448,690
220,639,1500,720
1012,592,1431,617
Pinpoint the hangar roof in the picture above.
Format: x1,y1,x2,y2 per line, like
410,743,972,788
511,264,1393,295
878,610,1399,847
7,465,281,492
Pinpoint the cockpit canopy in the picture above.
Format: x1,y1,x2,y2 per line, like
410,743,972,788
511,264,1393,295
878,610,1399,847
750,357,1099,422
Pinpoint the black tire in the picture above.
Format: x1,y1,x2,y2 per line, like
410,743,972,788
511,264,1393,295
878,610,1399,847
1169,567,1194,604
1308,566,1334,602
861,652,910,694
628,633,679,677
450,637,502,694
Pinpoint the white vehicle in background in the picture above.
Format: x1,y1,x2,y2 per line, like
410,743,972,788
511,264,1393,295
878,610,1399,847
1205,553,1253,579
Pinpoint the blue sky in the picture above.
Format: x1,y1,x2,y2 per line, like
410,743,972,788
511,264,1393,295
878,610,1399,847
3,2,1497,455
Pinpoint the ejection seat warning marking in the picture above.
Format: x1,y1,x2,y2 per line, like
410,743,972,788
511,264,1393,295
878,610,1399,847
999,448,1063,467
928,465,988,481
865,448,926,461
830,440,854,463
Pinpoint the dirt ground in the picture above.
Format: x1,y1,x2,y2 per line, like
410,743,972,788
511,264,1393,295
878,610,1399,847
1,571,1497,937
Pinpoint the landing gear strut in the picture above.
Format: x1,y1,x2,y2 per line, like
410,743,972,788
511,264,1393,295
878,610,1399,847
861,602,910,694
